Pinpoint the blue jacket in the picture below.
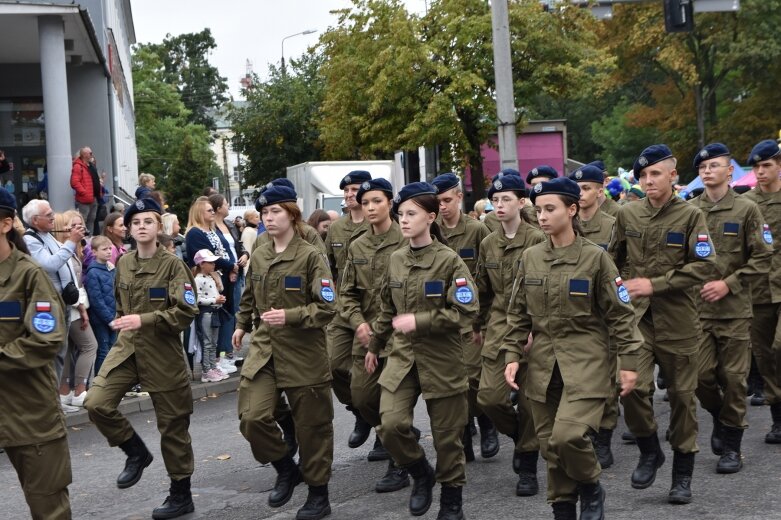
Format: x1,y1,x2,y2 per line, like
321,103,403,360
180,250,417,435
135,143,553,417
85,261,116,325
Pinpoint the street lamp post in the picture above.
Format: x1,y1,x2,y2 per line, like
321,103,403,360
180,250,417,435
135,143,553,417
281,29,317,75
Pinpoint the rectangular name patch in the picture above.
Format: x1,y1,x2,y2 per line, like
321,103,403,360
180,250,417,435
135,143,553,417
626,230,642,238
389,281,403,288
485,262,499,269
666,232,685,248
149,287,167,301
0,301,22,321
569,279,590,297
524,278,543,286
284,276,302,292
424,281,444,298
353,258,368,265
459,248,475,260
723,222,740,236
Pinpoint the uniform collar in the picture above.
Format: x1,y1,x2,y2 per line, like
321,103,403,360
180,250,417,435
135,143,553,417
439,213,467,237
368,220,403,246
125,245,167,273
699,188,736,211
0,246,21,285
500,221,534,251
402,238,441,268
541,235,584,264
641,192,680,219
259,233,304,264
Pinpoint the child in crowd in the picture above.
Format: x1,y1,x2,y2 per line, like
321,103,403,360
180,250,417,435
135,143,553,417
85,235,117,376
193,248,227,383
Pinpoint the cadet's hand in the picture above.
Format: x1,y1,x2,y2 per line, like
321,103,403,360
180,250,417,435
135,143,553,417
524,333,533,353
232,329,245,350
619,370,638,397
392,314,416,334
504,362,520,390
261,307,286,327
472,331,483,346
701,280,729,302
624,277,653,298
356,322,373,347
365,352,378,374
111,314,141,331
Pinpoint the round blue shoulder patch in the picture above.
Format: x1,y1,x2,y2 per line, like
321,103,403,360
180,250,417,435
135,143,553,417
695,241,712,258
33,312,56,334
617,285,631,304
455,286,473,304
764,229,773,245
321,286,335,302
184,290,196,305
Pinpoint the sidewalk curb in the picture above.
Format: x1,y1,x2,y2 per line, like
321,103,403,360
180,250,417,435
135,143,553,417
65,374,241,428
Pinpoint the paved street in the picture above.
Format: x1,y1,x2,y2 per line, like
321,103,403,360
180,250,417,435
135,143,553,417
4,390,781,520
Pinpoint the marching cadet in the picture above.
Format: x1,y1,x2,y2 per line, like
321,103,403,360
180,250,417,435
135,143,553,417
526,165,560,187
325,170,377,455
340,178,414,493
742,139,781,444
432,172,497,462
586,160,621,217
365,182,478,520
233,185,336,520
484,168,544,233
475,172,546,497
690,143,772,474
611,144,718,504
0,188,72,520
253,178,326,254
502,177,641,520
568,164,619,469
84,198,199,519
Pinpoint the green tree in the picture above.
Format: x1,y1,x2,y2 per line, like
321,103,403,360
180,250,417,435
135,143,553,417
142,29,229,130
165,134,215,218
230,52,325,187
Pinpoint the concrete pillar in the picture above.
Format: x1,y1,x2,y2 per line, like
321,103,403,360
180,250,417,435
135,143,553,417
39,16,73,212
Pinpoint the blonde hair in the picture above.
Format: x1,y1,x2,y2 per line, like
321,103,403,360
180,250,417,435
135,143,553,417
55,210,85,259
90,235,112,250
138,173,155,187
473,199,487,216
243,209,259,221
186,196,213,233
161,213,179,236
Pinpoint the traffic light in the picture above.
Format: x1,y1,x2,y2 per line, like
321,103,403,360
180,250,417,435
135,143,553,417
664,0,694,33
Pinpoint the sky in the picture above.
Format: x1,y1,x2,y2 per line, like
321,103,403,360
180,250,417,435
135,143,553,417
131,0,429,99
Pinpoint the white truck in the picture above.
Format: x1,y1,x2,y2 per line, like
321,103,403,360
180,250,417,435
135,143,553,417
286,159,405,218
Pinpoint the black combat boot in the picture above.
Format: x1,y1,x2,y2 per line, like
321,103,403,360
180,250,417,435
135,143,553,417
621,431,636,444
117,431,154,489
407,457,435,516
368,434,391,461
578,481,605,520
375,460,410,493
412,425,422,441
269,454,303,507
630,434,665,489
278,413,298,457
751,387,768,406
515,451,539,496
551,501,577,520
436,485,464,520
296,485,331,520
594,429,614,469
347,407,372,448
708,410,724,455
462,425,475,462
668,451,694,504
468,417,477,437
716,426,743,474
476,414,499,459
152,477,195,519
765,402,781,444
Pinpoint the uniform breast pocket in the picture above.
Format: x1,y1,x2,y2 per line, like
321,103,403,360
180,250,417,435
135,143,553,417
389,280,405,311
147,280,170,310
523,276,546,316
282,275,308,305
659,229,687,266
117,280,132,311
720,222,743,254
562,276,592,317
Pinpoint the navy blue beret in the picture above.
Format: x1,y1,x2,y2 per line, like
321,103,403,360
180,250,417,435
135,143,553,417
339,170,372,190
633,144,673,175
124,197,162,226
260,178,295,193
498,168,521,177
357,178,393,203
587,160,607,174
526,165,559,184
488,173,527,199
569,164,604,184
747,139,781,166
432,173,460,194
392,182,437,214
255,185,297,210
529,177,581,204
0,187,16,212
693,143,730,170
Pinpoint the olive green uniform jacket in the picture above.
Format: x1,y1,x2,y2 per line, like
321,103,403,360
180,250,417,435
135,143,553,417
325,214,369,284
107,245,198,391
690,189,772,318
339,221,407,357
610,195,719,340
501,237,642,402
253,223,326,254
475,222,546,360
741,188,781,304
483,206,538,234
580,208,616,252
237,234,336,387
600,197,621,217
368,240,479,399
0,247,67,447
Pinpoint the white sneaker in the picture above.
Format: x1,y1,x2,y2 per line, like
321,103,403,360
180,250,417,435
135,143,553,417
60,402,79,413
201,369,224,383
215,367,230,380
71,391,88,407
59,391,73,406
218,359,237,374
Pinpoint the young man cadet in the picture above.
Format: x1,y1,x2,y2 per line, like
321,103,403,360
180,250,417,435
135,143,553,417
587,160,621,217
325,171,377,455
432,173,497,462
742,139,781,444
690,143,772,474
611,144,718,504
569,164,619,469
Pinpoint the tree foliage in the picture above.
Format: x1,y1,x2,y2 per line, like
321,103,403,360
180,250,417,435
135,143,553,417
165,134,216,219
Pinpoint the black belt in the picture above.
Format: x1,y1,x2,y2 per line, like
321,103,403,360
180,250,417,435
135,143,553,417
198,305,221,313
